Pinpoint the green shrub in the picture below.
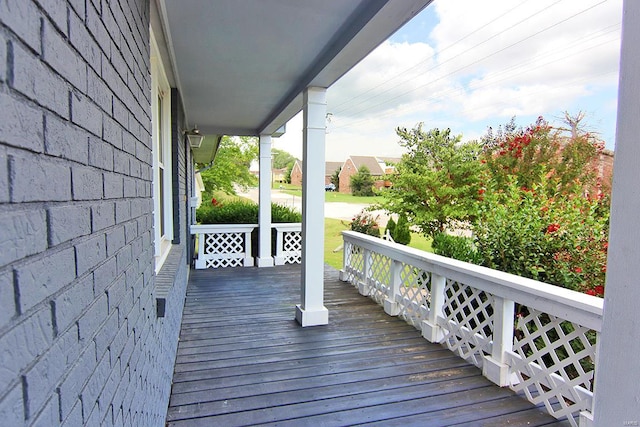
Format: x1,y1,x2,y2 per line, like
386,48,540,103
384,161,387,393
393,214,412,245
350,210,380,237
350,166,375,197
432,232,482,264
196,200,301,224
473,180,609,295
385,217,396,239
271,203,302,223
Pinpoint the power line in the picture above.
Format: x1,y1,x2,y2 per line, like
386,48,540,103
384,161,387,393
331,0,611,122
332,0,567,115
329,0,536,112
329,34,619,132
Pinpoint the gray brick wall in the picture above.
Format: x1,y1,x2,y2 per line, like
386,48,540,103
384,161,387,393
0,1,189,426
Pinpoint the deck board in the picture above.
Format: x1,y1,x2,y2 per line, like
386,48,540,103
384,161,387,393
167,265,569,426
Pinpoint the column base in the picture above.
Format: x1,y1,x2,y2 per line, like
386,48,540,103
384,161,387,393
421,319,444,343
295,304,329,327
384,298,400,316
257,256,274,267
358,282,370,296
482,355,512,387
579,411,594,427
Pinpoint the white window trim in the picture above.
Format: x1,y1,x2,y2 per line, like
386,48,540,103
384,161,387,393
151,30,173,272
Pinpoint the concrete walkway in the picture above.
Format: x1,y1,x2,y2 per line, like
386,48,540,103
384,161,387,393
238,188,389,225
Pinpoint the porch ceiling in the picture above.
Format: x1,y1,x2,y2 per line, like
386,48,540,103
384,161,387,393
155,0,432,137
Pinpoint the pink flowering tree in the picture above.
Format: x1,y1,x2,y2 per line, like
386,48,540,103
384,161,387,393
474,116,609,296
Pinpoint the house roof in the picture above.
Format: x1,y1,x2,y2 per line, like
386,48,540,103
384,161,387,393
325,161,343,176
378,157,402,165
153,0,432,158
346,156,389,175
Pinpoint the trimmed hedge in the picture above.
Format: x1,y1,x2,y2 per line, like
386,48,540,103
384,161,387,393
432,232,482,264
196,200,301,224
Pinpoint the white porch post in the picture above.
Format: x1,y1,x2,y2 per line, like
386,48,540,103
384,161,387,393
257,134,274,267
593,1,640,425
295,87,329,326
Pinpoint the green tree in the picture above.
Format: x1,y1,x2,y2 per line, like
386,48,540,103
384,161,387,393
331,167,341,189
393,213,411,245
382,124,483,238
481,116,602,197
385,217,396,239
272,148,297,169
473,115,609,295
350,166,375,196
199,136,258,196
284,163,293,184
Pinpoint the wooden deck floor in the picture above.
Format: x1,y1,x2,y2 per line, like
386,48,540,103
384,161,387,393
167,265,569,426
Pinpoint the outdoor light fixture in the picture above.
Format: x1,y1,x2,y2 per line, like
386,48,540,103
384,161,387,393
185,126,204,148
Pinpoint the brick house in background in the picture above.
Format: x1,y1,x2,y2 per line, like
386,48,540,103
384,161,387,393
290,160,342,187
338,156,400,193
290,159,303,186
325,161,342,186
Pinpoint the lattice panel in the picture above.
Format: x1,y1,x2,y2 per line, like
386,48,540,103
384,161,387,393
205,258,243,268
204,232,243,255
508,308,596,426
441,279,494,367
397,264,430,328
283,232,302,264
368,252,391,305
343,242,364,286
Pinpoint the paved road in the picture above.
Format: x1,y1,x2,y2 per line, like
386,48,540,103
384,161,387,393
238,188,389,225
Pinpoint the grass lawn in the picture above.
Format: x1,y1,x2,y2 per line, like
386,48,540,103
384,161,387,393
323,218,433,270
279,184,383,204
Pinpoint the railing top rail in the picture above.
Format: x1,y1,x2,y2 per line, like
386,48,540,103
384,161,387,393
342,230,603,331
272,223,302,231
191,224,258,233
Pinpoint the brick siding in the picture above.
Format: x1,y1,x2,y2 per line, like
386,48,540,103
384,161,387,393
0,1,188,426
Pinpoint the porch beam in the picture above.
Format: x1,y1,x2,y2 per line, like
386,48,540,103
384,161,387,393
593,1,640,424
295,87,329,327
257,134,274,267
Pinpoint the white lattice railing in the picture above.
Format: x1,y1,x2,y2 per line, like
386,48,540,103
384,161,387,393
191,224,256,269
340,231,603,427
273,223,302,265
191,223,302,269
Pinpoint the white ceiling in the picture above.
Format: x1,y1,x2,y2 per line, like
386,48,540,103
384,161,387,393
155,0,432,138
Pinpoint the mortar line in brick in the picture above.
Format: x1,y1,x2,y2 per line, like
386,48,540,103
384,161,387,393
50,300,58,337
68,90,73,125
66,3,71,38
6,39,14,86
39,17,45,57
21,375,29,420
12,268,21,316
56,387,62,423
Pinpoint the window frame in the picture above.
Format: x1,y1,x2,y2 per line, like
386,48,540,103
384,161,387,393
151,31,173,271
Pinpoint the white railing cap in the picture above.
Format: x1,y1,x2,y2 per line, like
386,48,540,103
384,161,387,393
342,230,604,331
191,224,258,234
272,223,302,231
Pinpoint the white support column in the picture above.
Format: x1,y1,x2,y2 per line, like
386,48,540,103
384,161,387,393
295,87,329,327
422,273,445,342
482,296,515,386
384,260,402,316
594,1,640,424
358,249,371,296
257,134,274,267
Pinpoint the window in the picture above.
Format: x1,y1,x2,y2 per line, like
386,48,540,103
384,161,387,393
151,31,173,271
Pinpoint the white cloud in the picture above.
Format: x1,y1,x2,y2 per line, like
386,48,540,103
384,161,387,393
275,0,622,161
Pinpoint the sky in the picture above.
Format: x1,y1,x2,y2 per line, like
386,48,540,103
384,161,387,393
272,0,623,162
